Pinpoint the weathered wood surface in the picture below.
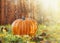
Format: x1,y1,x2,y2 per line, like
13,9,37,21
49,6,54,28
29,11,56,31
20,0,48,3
0,0,1,24
0,0,35,25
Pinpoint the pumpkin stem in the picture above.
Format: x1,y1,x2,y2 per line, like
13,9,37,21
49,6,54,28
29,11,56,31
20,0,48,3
22,16,25,20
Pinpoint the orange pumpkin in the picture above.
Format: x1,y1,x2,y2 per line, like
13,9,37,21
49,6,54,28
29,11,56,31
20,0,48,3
12,18,37,36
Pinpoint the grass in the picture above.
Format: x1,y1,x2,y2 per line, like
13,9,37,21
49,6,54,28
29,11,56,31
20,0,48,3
0,24,60,43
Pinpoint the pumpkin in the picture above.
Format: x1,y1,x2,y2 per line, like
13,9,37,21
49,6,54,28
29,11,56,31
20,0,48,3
12,18,37,36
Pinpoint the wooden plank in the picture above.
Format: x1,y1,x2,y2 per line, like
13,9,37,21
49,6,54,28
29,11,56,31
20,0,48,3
1,0,5,25
0,0,1,25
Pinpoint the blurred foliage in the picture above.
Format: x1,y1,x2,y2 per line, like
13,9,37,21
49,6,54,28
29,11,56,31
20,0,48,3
36,24,60,43
0,24,60,43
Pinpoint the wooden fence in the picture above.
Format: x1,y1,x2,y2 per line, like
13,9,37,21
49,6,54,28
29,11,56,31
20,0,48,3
0,0,36,25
